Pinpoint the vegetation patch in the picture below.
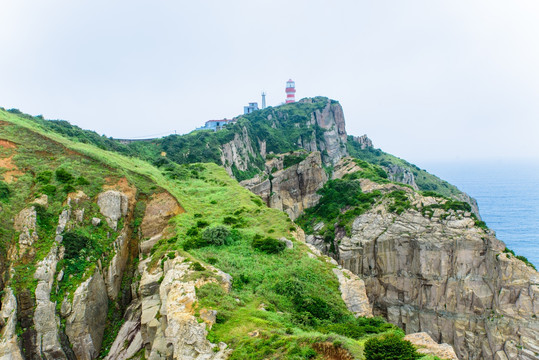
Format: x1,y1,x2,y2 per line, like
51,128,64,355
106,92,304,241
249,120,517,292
504,247,537,270
297,178,380,236
252,235,286,254
283,152,309,169
386,190,412,215
364,333,420,360
347,138,464,199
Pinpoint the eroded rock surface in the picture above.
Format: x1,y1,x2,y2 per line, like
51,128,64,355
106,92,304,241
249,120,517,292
241,151,327,220
97,190,129,230
66,270,108,360
0,288,24,360
107,256,231,360
310,189,539,360
404,332,458,360
333,268,372,318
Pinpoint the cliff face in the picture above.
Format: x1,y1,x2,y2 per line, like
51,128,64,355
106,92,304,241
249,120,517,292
307,182,539,360
240,151,328,220
218,98,348,178
296,98,348,165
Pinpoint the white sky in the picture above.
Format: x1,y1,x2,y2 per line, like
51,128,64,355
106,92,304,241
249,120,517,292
1,0,539,163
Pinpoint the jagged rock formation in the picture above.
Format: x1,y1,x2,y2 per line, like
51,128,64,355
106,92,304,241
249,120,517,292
384,164,418,190
220,126,258,177
296,98,348,165
218,98,349,177
351,134,373,150
240,151,328,220
307,182,539,360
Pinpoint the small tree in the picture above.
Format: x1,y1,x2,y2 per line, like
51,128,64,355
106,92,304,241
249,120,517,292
364,333,420,360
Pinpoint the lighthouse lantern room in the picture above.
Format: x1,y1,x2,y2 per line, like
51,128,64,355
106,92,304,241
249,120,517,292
285,79,296,103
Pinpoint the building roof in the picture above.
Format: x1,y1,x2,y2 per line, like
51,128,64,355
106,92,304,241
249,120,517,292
205,119,235,123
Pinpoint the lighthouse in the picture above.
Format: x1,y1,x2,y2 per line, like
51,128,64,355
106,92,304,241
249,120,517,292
285,79,296,103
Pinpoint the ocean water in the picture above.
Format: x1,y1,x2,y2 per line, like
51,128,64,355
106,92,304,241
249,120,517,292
420,160,539,268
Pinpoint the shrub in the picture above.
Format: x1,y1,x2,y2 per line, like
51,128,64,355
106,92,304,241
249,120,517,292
36,171,52,184
76,176,90,185
283,153,308,169
364,333,420,360
387,190,411,215
201,225,231,246
190,262,205,271
319,316,395,339
252,235,285,254
196,220,209,228
55,168,73,183
40,184,57,197
63,231,94,260
0,181,9,202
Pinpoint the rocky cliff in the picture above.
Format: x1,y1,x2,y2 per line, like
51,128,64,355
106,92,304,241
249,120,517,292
240,151,328,220
305,177,539,360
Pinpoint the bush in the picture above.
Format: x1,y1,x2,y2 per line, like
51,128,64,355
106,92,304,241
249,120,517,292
320,316,395,339
364,333,420,360
0,181,9,202
283,153,308,169
190,262,205,271
36,171,52,184
76,176,90,185
252,235,285,254
55,168,73,183
63,231,94,260
201,225,231,246
40,184,57,197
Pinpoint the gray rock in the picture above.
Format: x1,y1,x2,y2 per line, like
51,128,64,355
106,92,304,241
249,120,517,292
279,237,294,249
97,190,129,230
91,217,101,226
66,270,109,360
332,268,372,318
241,152,327,220
0,288,24,360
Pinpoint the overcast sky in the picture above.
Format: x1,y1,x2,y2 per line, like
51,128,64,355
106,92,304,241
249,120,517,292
1,0,538,164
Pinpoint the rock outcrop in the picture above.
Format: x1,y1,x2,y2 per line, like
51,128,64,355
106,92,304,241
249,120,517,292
309,185,539,360
66,270,109,360
106,256,231,360
332,268,372,318
241,151,328,220
33,246,67,360
220,126,259,177
97,190,129,230
384,164,418,190
351,134,373,149
12,206,38,260
298,98,348,165
404,332,458,360
0,288,24,360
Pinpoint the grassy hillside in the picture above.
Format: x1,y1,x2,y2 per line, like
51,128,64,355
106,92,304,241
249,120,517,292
0,108,424,359
346,137,463,198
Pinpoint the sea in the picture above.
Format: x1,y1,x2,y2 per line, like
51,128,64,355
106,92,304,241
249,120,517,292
420,160,539,268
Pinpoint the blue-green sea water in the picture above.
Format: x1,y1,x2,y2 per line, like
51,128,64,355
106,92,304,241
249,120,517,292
420,160,539,268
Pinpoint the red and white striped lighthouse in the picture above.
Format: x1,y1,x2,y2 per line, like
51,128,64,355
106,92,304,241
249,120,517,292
285,79,296,103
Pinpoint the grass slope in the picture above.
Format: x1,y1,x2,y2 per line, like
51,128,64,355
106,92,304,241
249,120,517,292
0,109,411,359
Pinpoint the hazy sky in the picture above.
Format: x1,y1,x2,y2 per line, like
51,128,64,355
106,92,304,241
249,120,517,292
1,1,539,164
